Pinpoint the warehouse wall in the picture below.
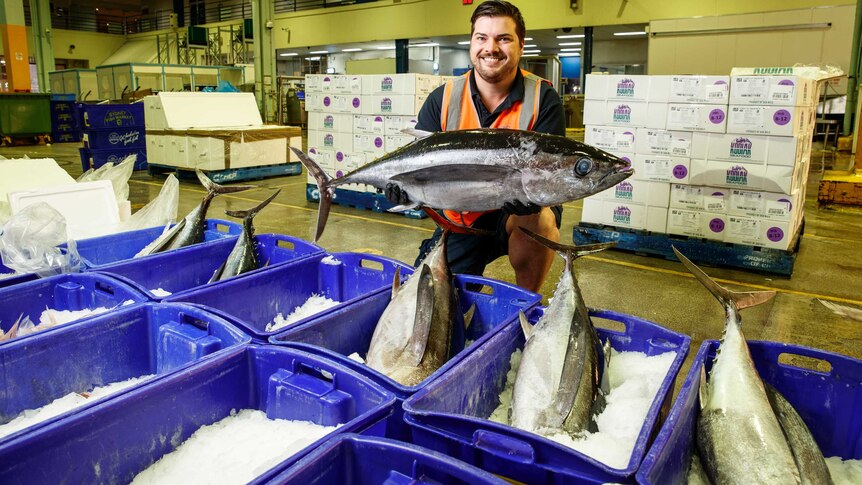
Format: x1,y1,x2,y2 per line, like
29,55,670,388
271,0,855,48
648,4,854,84
0,28,126,68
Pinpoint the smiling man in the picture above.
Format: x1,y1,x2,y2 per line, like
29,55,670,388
385,0,566,293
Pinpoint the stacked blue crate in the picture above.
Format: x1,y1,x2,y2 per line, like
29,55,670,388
50,94,80,143
80,103,147,171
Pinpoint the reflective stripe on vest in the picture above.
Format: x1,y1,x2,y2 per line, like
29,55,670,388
440,69,547,226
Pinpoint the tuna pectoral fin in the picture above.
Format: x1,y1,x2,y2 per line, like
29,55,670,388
589,339,613,432
552,327,588,429
224,189,281,221
672,246,775,311
401,128,434,139
388,202,421,213
464,303,477,330
698,364,708,411
391,266,401,299
291,147,334,242
196,169,256,195
391,163,519,187
518,311,533,340
406,264,435,367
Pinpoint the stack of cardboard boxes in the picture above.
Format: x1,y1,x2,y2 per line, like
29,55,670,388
305,73,448,193
581,73,815,250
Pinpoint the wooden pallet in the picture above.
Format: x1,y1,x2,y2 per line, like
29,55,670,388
305,184,427,219
148,162,302,184
573,222,802,277
818,170,862,206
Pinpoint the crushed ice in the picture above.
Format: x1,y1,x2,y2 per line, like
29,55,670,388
150,288,172,297
826,457,862,485
321,255,341,266
265,294,340,332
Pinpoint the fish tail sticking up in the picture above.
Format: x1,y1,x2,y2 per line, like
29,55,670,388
290,147,333,242
672,246,775,313
224,189,281,224
196,169,256,197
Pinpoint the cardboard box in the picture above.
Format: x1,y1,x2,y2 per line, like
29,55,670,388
634,154,691,183
354,134,387,157
583,100,668,129
361,74,441,95
385,135,414,153
669,184,729,212
636,128,694,157
726,105,811,137
363,95,421,116
354,115,386,135
730,75,817,106
585,125,637,153
592,179,671,207
666,209,728,241
668,76,730,104
308,130,353,153
307,112,354,133
728,189,801,222
725,215,799,250
580,198,669,232
384,115,419,135
666,104,728,133
585,74,608,100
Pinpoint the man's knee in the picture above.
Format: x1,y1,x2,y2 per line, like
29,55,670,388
506,208,560,242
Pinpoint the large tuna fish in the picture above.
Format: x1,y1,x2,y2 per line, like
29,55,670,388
365,211,477,387
673,247,801,484
137,170,255,256
294,128,633,241
509,228,614,436
208,189,281,283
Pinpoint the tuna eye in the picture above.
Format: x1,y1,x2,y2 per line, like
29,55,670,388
574,158,593,177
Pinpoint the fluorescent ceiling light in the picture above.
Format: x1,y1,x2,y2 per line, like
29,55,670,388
411,42,439,47
558,42,581,46
279,52,298,57
614,31,646,36
559,53,580,57
524,37,533,41
376,45,396,50
309,50,330,54
560,48,581,52
522,54,539,57
305,56,321,61
556,34,584,39
342,48,362,52
457,40,471,45
523,44,536,48
523,50,541,54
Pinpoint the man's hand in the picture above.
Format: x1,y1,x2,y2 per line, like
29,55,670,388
385,183,411,206
502,200,543,216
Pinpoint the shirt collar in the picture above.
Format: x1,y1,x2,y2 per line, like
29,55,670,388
469,68,525,114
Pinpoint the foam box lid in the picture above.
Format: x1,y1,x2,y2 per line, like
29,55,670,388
8,180,119,240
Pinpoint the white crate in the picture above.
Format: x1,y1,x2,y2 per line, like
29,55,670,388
665,104,727,133
726,105,812,137
583,100,669,129
585,125,637,153
354,115,386,135
581,198,668,232
633,154,691,183
730,75,817,106
636,128,694,157
668,76,730,104
591,179,670,207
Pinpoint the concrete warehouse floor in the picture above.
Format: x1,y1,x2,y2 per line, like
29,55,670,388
2,140,861,395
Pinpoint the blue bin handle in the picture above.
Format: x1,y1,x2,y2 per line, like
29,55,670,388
209,218,238,234
292,360,338,390
751,340,851,378
472,429,536,465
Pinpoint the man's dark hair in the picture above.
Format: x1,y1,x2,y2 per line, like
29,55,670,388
470,0,526,44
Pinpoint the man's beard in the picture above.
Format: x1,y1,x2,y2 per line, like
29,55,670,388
473,53,517,84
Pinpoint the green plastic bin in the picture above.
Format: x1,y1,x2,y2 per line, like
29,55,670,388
0,93,52,137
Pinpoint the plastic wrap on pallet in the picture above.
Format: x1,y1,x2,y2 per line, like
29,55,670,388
148,126,301,170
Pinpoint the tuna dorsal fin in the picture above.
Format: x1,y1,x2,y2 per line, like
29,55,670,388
291,147,334,242
698,363,708,411
672,247,775,312
406,264,435,367
195,169,256,196
391,266,402,299
422,208,495,237
518,311,533,340
464,303,477,331
518,226,616,261
401,128,433,139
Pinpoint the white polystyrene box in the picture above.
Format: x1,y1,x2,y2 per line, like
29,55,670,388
307,148,336,171
593,179,670,207
289,136,302,163
385,135,414,153
633,155,691,184
726,105,811,137
706,133,769,164
725,215,799,250
308,112,354,133
730,76,817,106
332,75,363,95
688,159,768,191
584,125,637,153
666,209,728,241
583,99,608,125
665,104,727,133
763,163,802,195
158,92,262,129
587,101,669,129
584,75,608,100
363,95,419,116
605,75,654,102
669,185,729,213
636,128,693,157
333,95,364,115
384,115,419,135
305,93,324,112
145,134,165,166
305,74,324,93
143,96,167,130
668,76,730,104
728,189,801,222
582,199,668,232
767,135,806,167
320,75,337,93
354,115,386,135
354,134,387,157
361,74,439,95
308,130,353,153
165,135,190,168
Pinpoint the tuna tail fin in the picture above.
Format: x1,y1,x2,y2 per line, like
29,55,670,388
672,246,775,311
518,226,616,259
291,147,333,242
224,189,281,223
422,207,494,236
196,169,256,196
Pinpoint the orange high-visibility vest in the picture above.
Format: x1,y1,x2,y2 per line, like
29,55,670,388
440,69,548,226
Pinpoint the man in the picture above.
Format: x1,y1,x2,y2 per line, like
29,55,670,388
386,0,565,293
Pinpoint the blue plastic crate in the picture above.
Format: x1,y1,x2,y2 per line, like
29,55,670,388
85,147,148,170
52,132,81,143
82,103,144,129
97,233,324,299
73,218,241,269
270,274,541,440
403,307,691,484
165,252,413,342
0,302,250,442
0,273,149,342
0,262,37,289
50,94,76,102
0,345,397,484
636,340,862,485
268,434,509,484
82,126,145,150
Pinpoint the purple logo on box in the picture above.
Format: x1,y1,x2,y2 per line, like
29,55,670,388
778,79,795,86
336,152,344,162
309,148,317,156
709,108,725,124
709,218,725,233
323,96,331,107
726,165,748,185
773,109,791,126
336,170,344,177
615,181,634,200
730,137,753,159
673,164,688,179
324,115,334,129
374,137,383,148
616,78,635,97
778,197,792,211
621,156,632,168
374,116,383,123
714,80,727,85
382,76,394,92
381,98,393,113
323,76,331,83
352,97,361,109
767,226,784,242
612,206,632,225
324,134,334,147
613,105,632,123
